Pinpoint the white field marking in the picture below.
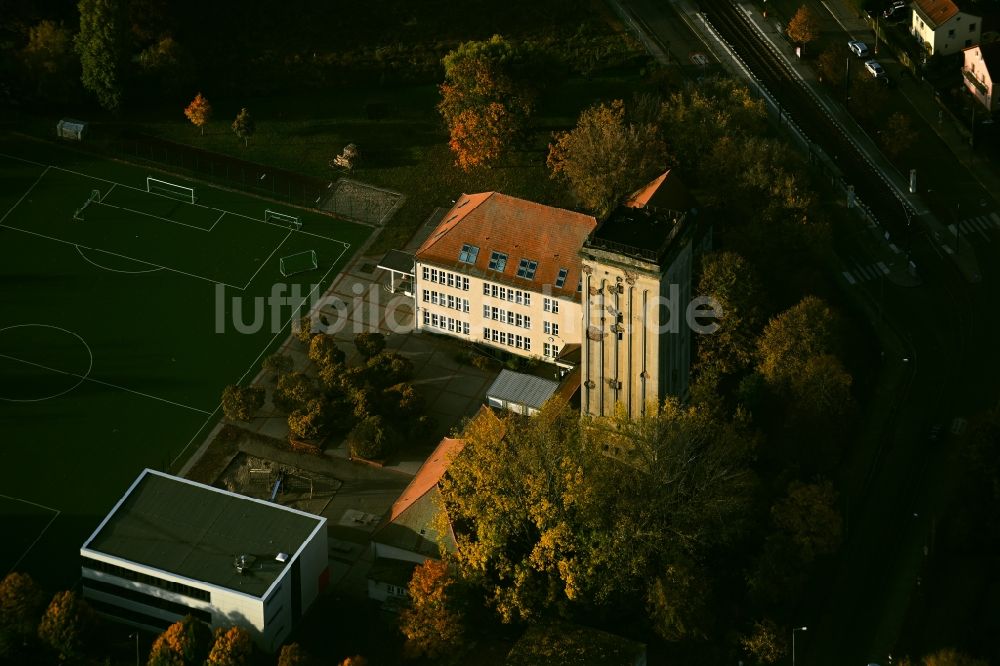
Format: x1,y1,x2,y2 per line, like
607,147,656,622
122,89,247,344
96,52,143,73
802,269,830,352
97,201,214,232
0,324,93,402
878,261,890,274
0,223,245,290
942,244,954,254
0,165,51,225
218,207,352,247
168,240,351,469
0,352,212,414
75,245,163,274
103,183,117,200
241,229,292,290
842,271,857,285
0,495,60,575
210,210,226,231
991,212,1000,226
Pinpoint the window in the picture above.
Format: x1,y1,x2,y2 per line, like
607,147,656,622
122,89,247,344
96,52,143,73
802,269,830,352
483,283,490,296
81,557,210,602
970,23,977,32
524,316,531,329
524,338,531,351
483,304,491,318
555,268,568,288
543,322,558,336
577,278,582,292
461,276,469,291
422,290,430,302
543,297,559,314
544,343,559,358
516,258,538,279
458,244,479,264
948,28,955,37
422,267,429,280
423,311,430,325
489,251,508,272
463,322,470,335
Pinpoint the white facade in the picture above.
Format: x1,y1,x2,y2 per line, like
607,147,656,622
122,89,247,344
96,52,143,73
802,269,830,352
81,470,328,652
414,262,581,364
911,6,980,56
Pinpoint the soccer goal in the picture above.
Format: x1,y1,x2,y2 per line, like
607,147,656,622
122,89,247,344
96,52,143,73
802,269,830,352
265,209,302,230
73,189,102,221
147,177,196,204
279,250,318,277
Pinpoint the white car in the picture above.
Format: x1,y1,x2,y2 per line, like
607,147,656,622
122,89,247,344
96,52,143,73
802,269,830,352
865,60,886,78
848,40,870,57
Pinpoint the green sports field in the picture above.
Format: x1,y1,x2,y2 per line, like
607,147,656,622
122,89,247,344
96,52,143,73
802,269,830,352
0,135,370,586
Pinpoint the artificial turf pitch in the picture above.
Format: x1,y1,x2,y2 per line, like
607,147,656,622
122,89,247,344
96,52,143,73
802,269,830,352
0,136,370,586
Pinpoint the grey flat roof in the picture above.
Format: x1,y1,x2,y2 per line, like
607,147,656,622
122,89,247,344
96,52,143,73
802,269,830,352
487,369,560,410
83,470,324,598
378,249,415,275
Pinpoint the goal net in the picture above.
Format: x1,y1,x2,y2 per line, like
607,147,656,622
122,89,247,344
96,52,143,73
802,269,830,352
147,177,195,204
265,209,302,230
279,250,318,277
73,189,102,221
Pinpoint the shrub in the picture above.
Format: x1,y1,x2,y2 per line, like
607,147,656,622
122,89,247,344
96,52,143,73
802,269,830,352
262,353,294,377
274,372,319,412
221,385,265,422
471,355,494,372
348,415,399,460
364,351,414,389
308,334,346,369
288,399,330,442
295,315,317,343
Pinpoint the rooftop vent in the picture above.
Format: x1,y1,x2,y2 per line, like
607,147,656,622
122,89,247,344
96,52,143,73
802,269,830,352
275,552,289,563
234,554,256,574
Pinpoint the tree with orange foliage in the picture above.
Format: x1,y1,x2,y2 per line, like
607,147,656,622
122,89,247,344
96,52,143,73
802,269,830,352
399,559,465,660
37,590,93,661
338,656,368,666
786,6,819,53
438,35,533,170
184,92,212,135
0,572,46,656
205,626,254,666
277,642,310,666
146,615,212,666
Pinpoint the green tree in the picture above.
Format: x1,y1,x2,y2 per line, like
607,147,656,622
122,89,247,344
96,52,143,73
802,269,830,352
348,415,398,460
790,353,854,418
277,643,310,666
288,399,331,441
645,557,712,641
308,334,345,369
232,108,255,147
146,615,212,666
274,372,318,412
37,590,92,662
262,353,294,378
22,20,77,102
771,480,843,562
694,251,765,380
184,92,212,135
547,99,667,215
0,572,46,656
786,6,819,50
881,111,918,159
205,626,254,666
399,559,466,660
75,0,127,111
756,295,839,390
364,351,414,390
220,384,265,422
740,619,786,664
353,331,385,359
438,35,533,169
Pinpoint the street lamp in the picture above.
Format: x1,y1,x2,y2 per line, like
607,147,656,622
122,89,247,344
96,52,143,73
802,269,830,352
792,626,807,666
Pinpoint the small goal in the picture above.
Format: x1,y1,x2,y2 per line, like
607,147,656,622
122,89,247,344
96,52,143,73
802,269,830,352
279,250,318,277
147,177,196,204
56,118,87,141
73,189,102,221
265,209,301,230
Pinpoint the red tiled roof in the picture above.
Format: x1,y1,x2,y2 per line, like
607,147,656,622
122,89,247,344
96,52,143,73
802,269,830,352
415,192,597,299
385,437,465,525
913,0,959,28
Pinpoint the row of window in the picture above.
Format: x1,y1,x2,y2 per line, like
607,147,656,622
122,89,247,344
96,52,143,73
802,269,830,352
422,289,470,313
82,556,211,602
483,282,532,305
87,598,174,631
542,297,560,314
423,310,471,335
82,577,212,623
484,327,532,351
543,321,559,336
422,267,470,291
483,305,531,329
543,342,561,359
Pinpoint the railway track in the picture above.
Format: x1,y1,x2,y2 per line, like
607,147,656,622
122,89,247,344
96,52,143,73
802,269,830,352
698,0,912,234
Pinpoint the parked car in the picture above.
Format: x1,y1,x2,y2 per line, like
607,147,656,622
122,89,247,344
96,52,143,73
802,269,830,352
848,40,870,57
865,59,887,78
883,0,906,18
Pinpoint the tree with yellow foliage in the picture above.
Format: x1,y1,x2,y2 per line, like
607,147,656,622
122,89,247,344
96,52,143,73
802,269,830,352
786,6,819,53
37,590,93,662
205,626,254,666
399,559,465,660
0,572,45,657
146,615,212,666
184,93,212,135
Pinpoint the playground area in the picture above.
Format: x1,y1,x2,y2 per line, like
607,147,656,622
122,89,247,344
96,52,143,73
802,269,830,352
216,453,341,516
0,135,370,585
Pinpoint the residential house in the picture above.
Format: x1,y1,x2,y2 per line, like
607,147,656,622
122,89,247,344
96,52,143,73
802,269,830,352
580,170,710,418
486,369,561,416
81,469,328,651
413,192,598,364
962,43,1000,111
911,0,980,56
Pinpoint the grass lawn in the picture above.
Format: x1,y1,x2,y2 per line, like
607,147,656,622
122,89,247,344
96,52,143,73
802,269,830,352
121,73,649,255
0,134,369,588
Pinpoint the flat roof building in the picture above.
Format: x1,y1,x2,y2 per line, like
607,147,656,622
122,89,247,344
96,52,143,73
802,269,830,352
81,469,328,651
